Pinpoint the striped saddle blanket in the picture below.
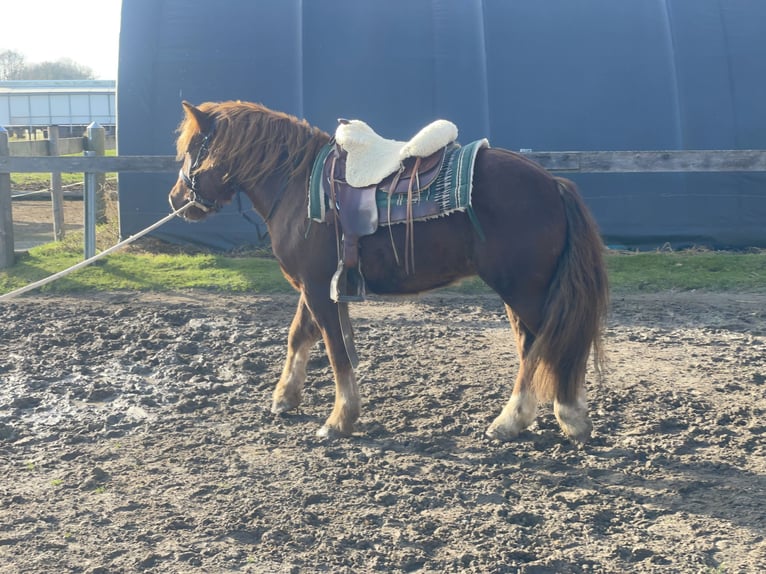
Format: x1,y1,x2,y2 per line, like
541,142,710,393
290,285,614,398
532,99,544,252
308,138,489,228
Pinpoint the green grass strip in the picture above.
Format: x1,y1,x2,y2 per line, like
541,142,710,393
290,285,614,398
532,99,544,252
0,250,290,294
606,250,766,292
1,239,765,296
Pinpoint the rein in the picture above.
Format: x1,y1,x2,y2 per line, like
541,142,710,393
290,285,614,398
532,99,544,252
235,179,287,243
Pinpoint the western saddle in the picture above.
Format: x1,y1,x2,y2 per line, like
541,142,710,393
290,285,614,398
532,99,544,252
321,118,459,302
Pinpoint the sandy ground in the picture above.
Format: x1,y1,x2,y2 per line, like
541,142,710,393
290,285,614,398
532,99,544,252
10,197,85,251
0,289,764,573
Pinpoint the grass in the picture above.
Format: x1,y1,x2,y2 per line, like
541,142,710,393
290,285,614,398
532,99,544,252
447,249,766,294
607,249,766,292
0,233,292,294
12,171,87,188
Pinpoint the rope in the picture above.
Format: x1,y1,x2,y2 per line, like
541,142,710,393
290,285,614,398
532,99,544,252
0,203,192,302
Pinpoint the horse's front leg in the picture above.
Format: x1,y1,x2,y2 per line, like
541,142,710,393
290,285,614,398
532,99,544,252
271,293,322,414
303,289,360,437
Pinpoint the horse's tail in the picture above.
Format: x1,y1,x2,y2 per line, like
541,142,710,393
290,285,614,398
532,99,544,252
528,177,609,403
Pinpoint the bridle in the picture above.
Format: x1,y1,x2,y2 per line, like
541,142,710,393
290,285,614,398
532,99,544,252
179,130,220,213
178,126,289,240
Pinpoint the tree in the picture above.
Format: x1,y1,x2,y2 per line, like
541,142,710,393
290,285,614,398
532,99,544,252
0,50,26,80
22,58,95,80
0,51,95,81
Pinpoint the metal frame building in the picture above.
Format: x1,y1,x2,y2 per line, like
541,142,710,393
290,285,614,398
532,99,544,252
0,80,115,132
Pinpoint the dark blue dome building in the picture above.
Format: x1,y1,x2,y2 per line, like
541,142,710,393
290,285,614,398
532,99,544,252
118,0,766,249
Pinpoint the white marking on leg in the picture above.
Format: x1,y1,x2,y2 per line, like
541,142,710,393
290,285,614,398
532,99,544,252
486,388,538,441
554,389,592,443
271,344,311,414
318,368,360,437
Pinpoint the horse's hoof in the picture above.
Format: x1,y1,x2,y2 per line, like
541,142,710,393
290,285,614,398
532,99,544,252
316,424,352,439
271,398,299,415
561,418,593,444
554,401,593,444
485,423,519,442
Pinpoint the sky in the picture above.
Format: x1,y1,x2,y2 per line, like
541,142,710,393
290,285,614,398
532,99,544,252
1,0,122,80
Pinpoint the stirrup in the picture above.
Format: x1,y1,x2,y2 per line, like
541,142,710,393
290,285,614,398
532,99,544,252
330,260,366,303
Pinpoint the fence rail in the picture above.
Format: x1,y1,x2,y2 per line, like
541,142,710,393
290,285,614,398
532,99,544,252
1,123,122,267
527,149,766,173
0,155,179,173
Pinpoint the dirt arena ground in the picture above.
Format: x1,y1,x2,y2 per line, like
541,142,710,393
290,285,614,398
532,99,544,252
1,290,764,573
11,196,86,251
11,184,118,252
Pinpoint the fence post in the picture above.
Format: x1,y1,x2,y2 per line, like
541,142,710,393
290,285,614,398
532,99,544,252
48,125,65,240
0,126,14,268
83,150,97,259
85,122,106,223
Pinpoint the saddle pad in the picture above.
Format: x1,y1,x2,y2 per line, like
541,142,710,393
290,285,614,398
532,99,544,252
308,138,489,226
378,139,488,223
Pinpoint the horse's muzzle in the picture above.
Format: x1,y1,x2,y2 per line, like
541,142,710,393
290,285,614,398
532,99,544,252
168,185,208,222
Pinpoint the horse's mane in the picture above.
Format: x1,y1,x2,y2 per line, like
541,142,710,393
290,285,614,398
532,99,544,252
176,101,330,189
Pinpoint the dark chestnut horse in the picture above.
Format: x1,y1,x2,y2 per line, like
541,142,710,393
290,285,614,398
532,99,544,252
168,101,609,442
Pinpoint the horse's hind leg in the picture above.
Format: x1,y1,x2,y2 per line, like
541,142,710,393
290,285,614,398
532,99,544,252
486,305,538,440
271,293,322,414
551,342,593,443
553,385,592,443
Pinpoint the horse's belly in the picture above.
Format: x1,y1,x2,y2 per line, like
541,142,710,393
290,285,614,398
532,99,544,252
359,214,476,294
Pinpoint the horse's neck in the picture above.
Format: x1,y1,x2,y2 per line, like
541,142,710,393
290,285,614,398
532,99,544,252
225,117,328,224
247,139,323,224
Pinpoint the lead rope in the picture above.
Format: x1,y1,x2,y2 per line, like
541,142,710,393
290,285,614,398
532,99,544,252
0,203,193,301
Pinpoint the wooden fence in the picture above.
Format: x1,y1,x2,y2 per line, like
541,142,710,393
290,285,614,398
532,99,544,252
1,125,766,268
9,135,117,157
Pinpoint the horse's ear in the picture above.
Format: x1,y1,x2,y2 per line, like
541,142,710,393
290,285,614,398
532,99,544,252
182,101,214,134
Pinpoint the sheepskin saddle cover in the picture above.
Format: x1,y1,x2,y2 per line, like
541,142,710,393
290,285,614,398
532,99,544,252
335,118,458,188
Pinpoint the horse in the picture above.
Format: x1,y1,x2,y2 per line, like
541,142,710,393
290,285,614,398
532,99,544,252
168,100,609,442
